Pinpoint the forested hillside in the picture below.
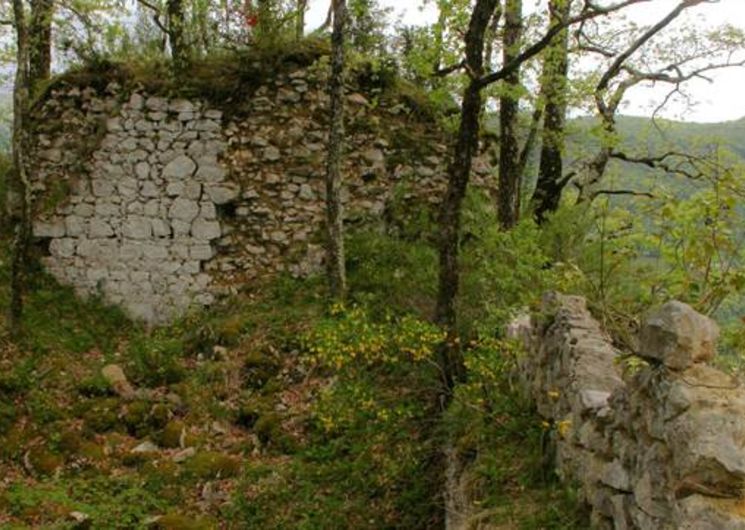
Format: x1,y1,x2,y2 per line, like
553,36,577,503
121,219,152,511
2,1,745,529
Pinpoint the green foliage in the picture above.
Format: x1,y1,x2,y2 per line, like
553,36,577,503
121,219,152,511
183,451,240,480
444,338,590,528
232,305,443,529
3,270,133,356
347,0,393,55
127,332,185,387
1,476,173,528
346,228,438,317
304,302,443,372
459,191,557,336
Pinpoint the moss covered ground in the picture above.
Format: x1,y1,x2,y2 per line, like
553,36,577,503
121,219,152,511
0,228,587,529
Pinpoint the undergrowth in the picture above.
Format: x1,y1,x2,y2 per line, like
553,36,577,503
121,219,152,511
0,202,590,529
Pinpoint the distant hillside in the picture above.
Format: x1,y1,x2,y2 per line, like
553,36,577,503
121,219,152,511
564,114,745,195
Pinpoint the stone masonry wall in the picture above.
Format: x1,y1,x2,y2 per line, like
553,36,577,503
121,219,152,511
29,61,486,322
508,293,745,529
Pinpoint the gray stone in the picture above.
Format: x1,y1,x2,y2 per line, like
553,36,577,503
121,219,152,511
195,119,220,131
119,243,142,261
106,117,122,132
182,180,202,200
639,301,719,370
204,183,239,204
191,218,221,240
123,216,152,239
190,244,214,260
34,218,66,238
151,219,171,238
195,164,226,182
579,390,611,414
146,96,168,111
73,203,95,218
142,243,168,260
170,99,194,113
127,93,144,110
163,154,197,179
200,202,217,220
102,364,136,400
171,220,191,236
144,199,160,217
135,161,150,180
601,460,631,491
118,177,138,198
140,181,159,198
49,238,76,258
65,215,86,237
91,179,115,197
269,230,288,243
298,184,315,200
362,148,385,165
89,219,114,238
166,182,183,196
95,201,120,217
263,146,281,161
169,198,200,222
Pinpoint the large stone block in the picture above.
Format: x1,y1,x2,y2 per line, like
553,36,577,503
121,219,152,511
163,154,197,179
123,215,153,239
169,198,200,222
639,301,719,370
191,218,221,240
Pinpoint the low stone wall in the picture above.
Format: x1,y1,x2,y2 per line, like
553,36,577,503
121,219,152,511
509,293,745,529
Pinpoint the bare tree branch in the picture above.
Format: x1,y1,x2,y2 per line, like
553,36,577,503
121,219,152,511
477,0,652,89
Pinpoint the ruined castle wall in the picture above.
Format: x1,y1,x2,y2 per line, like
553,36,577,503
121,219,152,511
29,62,479,322
509,294,745,529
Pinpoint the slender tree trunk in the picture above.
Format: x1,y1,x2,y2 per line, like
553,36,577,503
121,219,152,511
29,0,53,90
532,0,571,223
432,2,446,75
325,0,347,301
296,0,307,40
167,0,187,74
497,0,522,229
435,0,499,391
483,4,502,80
9,0,32,336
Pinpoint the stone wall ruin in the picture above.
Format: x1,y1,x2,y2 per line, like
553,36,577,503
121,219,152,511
29,59,483,322
509,293,745,529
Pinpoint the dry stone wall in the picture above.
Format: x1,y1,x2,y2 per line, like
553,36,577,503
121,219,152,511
29,61,482,322
509,293,745,529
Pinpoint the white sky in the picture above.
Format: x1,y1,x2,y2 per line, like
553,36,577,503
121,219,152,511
307,0,745,123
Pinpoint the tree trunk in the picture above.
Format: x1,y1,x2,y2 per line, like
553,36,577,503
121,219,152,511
324,0,347,301
296,0,307,40
29,0,52,90
9,0,32,335
483,4,502,70
532,0,571,223
167,0,187,74
435,0,499,390
497,0,522,229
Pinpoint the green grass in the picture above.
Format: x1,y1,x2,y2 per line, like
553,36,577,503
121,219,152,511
0,227,589,529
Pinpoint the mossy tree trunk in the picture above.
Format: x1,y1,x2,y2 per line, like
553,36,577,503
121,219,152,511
497,0,522,229
324,0,347,301
9,0,32,336
435,0,499,391
296,0,307,40
29,0,53,90
167,0,187,74
532,0,571,224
